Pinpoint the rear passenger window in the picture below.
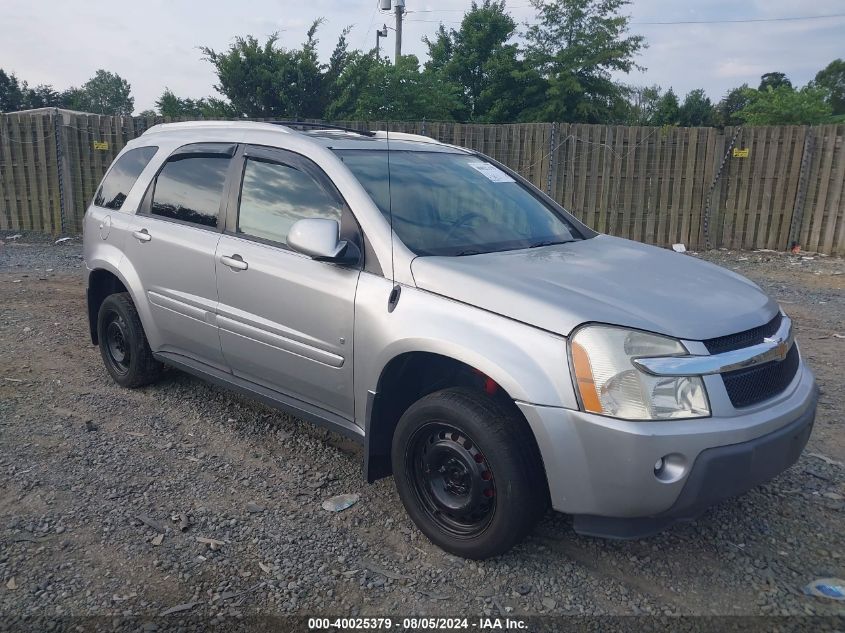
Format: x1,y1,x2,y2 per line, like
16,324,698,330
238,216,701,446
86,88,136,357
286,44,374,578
237,158,342,245
151,155,230,228
94,146,158,210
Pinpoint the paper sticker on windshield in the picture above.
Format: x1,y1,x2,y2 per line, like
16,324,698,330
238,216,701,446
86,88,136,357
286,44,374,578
467,161,514,183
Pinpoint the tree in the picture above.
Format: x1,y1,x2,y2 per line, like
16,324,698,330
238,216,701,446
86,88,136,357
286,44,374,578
423,1,524,121
651,88,680,126
0,69,26,112
329,54,461,121
737,85,831,125
524,0,646,122
66,70,134,115
758,72,791,92
715,84,752,127
325,52,378,120
477,48,545,122
813,59,845,115
201,21,349,119
156,88,195,117
322,26,353,114
154,88,235,118
623,84,662,125
25,84,61,108
59,87,88,111
678,88,716,126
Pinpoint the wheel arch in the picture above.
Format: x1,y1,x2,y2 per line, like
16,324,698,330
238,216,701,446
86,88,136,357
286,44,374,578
363,350,549,496
86,258,147,345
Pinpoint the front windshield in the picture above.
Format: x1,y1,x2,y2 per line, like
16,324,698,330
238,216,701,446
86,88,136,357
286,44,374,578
335,150,582,256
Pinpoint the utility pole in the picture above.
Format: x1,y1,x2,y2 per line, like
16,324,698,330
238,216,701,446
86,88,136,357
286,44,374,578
375,24,388,60
394,0,404,63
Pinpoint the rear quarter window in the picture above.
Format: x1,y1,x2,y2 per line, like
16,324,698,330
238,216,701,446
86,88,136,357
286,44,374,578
94,146,158,210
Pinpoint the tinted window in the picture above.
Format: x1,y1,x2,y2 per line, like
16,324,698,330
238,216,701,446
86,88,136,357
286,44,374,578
335,150,580,256
94,146,157,210
237,158,342,245
151,156,230,228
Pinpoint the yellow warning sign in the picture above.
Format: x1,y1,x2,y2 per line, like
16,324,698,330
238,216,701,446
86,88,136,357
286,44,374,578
93,141,109,151
732,148,749,158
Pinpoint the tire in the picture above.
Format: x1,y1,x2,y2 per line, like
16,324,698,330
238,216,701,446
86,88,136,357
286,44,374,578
391,388,548,559
96,292,162,388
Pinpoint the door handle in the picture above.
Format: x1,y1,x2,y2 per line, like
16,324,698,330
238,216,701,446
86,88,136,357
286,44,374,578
132,229,151,243
221,254,248,271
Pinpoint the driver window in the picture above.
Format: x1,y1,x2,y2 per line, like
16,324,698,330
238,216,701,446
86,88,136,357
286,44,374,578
238,158,342,246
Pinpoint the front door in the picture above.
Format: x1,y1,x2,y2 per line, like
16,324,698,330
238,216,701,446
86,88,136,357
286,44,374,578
215,146,362,420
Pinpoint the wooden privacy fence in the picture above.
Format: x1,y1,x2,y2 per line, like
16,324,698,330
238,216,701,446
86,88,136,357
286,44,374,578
1,109,843,255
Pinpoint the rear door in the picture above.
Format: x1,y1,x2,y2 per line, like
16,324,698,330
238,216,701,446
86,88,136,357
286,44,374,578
124,143,236,370
215,145,362,419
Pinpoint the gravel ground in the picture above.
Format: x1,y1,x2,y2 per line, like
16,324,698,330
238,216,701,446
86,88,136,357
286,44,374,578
1,232,843,629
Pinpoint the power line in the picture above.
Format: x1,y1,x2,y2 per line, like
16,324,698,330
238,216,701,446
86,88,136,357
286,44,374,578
405,12,845,26
633,13,845,25
359,2,379,50
406,5,532,13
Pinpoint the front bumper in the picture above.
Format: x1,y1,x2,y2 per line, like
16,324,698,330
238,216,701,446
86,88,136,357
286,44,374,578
517,362,817,538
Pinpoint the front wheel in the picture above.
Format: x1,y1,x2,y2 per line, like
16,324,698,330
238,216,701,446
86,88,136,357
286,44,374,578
392,388,548,559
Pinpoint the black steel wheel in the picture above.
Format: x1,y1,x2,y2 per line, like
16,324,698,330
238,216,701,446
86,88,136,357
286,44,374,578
96,292,162,388
407,422,496,538
392,388,548,559
104,313,131,375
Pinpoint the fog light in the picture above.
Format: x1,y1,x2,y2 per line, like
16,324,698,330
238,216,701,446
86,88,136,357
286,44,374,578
653,453,687,483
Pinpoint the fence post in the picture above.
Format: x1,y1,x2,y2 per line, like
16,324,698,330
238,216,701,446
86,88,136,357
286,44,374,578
546,122,556,196
52,108,68,234
59,111,77,234
787,127,815,250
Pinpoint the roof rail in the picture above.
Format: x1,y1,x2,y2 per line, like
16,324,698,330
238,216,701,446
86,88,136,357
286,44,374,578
270,121,375,137
371,131,437,143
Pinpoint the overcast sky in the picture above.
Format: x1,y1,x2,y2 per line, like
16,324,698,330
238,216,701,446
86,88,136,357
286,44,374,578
2,0,843,113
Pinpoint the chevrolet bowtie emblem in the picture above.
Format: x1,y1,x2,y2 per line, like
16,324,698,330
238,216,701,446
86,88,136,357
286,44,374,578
764,336,789,361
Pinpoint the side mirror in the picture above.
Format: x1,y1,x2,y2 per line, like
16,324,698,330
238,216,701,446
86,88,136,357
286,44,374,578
288,218,347,260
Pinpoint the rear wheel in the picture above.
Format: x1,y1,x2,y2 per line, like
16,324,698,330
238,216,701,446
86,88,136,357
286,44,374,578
97,293,162,388
392,388,548,559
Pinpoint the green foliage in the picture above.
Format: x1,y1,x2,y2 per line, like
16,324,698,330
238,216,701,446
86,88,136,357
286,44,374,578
524,0,646,123
62,70,134,115
0,69,62,112
200,21,350,119
423,1,524,121
736,85,832,125
678,89,716,127
758,72,791,92
0,70,26,112
622,85,661,125
154,88,235,118
650,88,680,126
813,59,845,115
329,54,461,121
715,84,752,127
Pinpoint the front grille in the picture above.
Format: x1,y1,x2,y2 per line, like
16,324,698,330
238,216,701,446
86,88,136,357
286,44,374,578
722,344,800,408
703,313,782,355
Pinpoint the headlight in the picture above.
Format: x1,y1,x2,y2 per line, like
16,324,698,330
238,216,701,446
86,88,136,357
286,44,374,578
570,325,710,420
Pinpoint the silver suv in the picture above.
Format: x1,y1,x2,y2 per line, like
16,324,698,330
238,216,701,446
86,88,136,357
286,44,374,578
83,121,817,559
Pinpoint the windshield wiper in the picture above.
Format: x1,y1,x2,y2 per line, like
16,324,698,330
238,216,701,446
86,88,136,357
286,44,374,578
528,239,578,249
456,249,484,256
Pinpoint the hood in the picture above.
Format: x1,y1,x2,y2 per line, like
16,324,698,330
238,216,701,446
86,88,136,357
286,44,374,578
410,235,778,341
